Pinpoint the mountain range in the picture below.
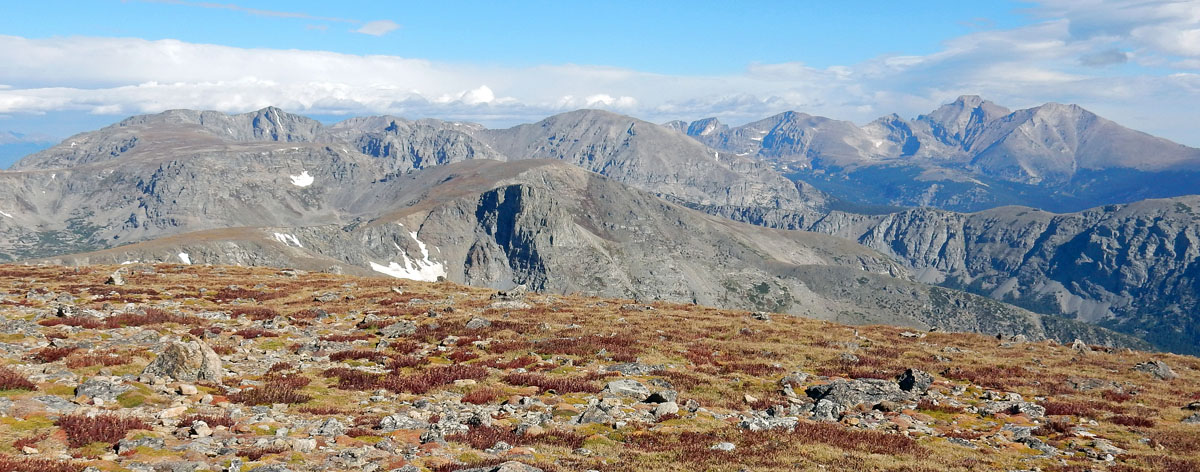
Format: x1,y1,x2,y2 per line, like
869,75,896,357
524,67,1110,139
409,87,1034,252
0,130,56,169
3,101,1198,351
674,95,1200,213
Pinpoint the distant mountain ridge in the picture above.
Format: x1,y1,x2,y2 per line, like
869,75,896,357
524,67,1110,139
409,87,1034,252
0,130,56,169
676,96,1200,212
4,105,1197,352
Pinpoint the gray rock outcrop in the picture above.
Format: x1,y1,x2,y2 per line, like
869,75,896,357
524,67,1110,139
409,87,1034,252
141,338,224,383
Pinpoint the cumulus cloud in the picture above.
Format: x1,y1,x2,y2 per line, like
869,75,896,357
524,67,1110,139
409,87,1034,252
354,20,400,37
1,0,1199,146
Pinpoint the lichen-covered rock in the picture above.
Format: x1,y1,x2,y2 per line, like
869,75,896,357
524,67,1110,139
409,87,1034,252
75,377,133,402
140,338,224,383
896,368,933,394
806,379,912,408
1134,360,1178,380
601,379,651,401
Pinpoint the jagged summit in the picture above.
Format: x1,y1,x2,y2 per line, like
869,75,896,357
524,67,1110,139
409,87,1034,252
679,95,1200,208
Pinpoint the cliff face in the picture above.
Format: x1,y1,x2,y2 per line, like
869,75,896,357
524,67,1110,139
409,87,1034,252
799,198,1200,353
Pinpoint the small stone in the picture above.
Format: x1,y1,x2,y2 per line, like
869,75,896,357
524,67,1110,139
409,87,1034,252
1070,339,1089,354
1183,413,1200,424
291,437,317,453
380,320,417,337
21,446,37,454
465,317,492,330
317,418,346,437
653,401,679,419
178,384,199,395
710,442,736,451
191,420,213,438
159,405,188,418
105,269,125,286
743,394,758,404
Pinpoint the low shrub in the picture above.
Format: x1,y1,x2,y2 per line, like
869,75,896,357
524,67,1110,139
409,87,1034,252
381,365,489,394
28,346,79,363
64,350,129,369
461,387,504,405
501,373,601,394
178,414,235,429
57,413,149,448
0,454,81,472
0,366,37,391
1109,415,1155,428
233,328,278,339
228,371,312,405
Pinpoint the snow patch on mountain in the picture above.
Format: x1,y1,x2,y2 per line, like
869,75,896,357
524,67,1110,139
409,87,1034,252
272,233,303,248
290,170,314,187
368,228,445,282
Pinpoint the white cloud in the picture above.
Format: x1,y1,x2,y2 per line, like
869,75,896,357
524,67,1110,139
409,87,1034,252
355,20,399,37
1,0,1199,147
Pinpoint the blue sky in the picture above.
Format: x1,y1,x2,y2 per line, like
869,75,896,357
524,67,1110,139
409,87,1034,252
0,0,1198,147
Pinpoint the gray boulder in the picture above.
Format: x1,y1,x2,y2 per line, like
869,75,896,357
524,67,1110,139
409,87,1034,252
141,339,224,383
896,368,933,394
653,402,679,419
602,379,651,401
1134,360,1178,380
465,317,492,330
379,414,428,432
116,436,165,454
316,418,345,437
810,399,844,422
738,415,799,431
380,320,417,338
75,378,133,401
604,363,661,376
805,379,912,408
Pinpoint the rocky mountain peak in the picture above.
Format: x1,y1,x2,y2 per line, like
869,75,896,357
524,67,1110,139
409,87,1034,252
686,117,726,136
918,95,1010,149
661,120,688,133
